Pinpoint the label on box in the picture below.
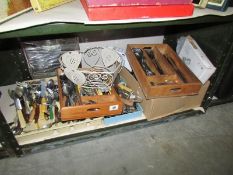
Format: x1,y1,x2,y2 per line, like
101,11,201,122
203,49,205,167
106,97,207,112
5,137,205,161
109,105,119,111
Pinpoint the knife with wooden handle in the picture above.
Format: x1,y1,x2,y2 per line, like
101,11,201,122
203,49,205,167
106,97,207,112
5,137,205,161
34,103,40,123
16,110,27,128
39,81,47,119
29,103,36,122
15,98,26,128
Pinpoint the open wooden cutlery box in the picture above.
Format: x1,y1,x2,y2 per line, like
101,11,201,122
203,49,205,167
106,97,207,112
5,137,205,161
126,44,202,99
57,69,123,121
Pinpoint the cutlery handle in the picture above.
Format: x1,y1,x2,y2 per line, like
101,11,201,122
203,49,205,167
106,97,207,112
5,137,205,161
29,106,36,122
17,109,26,128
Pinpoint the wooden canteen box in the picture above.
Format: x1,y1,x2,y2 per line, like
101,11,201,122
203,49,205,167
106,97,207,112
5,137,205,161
126,44,202,99
57,69,123,121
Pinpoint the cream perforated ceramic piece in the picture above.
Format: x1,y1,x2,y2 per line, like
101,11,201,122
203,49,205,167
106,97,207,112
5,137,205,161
101,47,120,67
64,68,86,85
61,51,82,70
83,47,101,67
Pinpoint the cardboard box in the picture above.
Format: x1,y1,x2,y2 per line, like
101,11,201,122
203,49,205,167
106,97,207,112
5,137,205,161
120,68,210,121
178,36,216,84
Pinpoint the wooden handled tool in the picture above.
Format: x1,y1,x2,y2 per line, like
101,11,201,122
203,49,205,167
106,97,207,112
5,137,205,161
16,109,26,128
29,103,36,122
14,98,27,128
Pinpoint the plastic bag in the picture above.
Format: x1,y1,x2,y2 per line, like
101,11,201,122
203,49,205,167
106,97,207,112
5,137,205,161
21,37,79,79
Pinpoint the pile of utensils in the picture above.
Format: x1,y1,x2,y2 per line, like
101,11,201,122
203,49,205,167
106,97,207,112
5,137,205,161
8,79,60,134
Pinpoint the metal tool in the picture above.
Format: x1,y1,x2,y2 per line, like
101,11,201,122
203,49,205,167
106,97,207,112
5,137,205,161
34,103,40,124
23,87,32,115
15,86,24,97
74,84,83,105
39,81,47,118
132,48,155,76
54,104,60,122
143,47,164,75
8,89,27,128
69,81,78,105
60,74,73,106
11,125,23,135
14,85,31,115
62,82,74,106
47,79,55,90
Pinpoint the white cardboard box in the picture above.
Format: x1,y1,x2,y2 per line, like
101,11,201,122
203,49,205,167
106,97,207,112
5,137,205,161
178,35,216,84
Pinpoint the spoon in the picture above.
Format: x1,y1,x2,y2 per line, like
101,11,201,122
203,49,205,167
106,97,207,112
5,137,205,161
15,86,24,97
62,83,74,106
47,79,55,90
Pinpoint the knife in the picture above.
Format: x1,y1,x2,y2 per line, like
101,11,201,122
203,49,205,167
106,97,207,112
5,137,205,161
15,98,27,128
39,81,47,119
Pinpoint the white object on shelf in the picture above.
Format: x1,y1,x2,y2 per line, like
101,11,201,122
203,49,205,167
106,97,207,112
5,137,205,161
60,51,82,70
177,35,216,84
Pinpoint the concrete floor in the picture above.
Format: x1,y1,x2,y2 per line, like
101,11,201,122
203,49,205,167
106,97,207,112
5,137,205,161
0,102,233,175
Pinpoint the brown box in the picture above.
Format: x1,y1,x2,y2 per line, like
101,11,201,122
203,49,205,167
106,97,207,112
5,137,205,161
120,68,209,121
57,69,123,121
126,44,202,98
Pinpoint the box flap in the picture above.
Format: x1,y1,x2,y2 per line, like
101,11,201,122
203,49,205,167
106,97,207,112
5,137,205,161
119,68,145,101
